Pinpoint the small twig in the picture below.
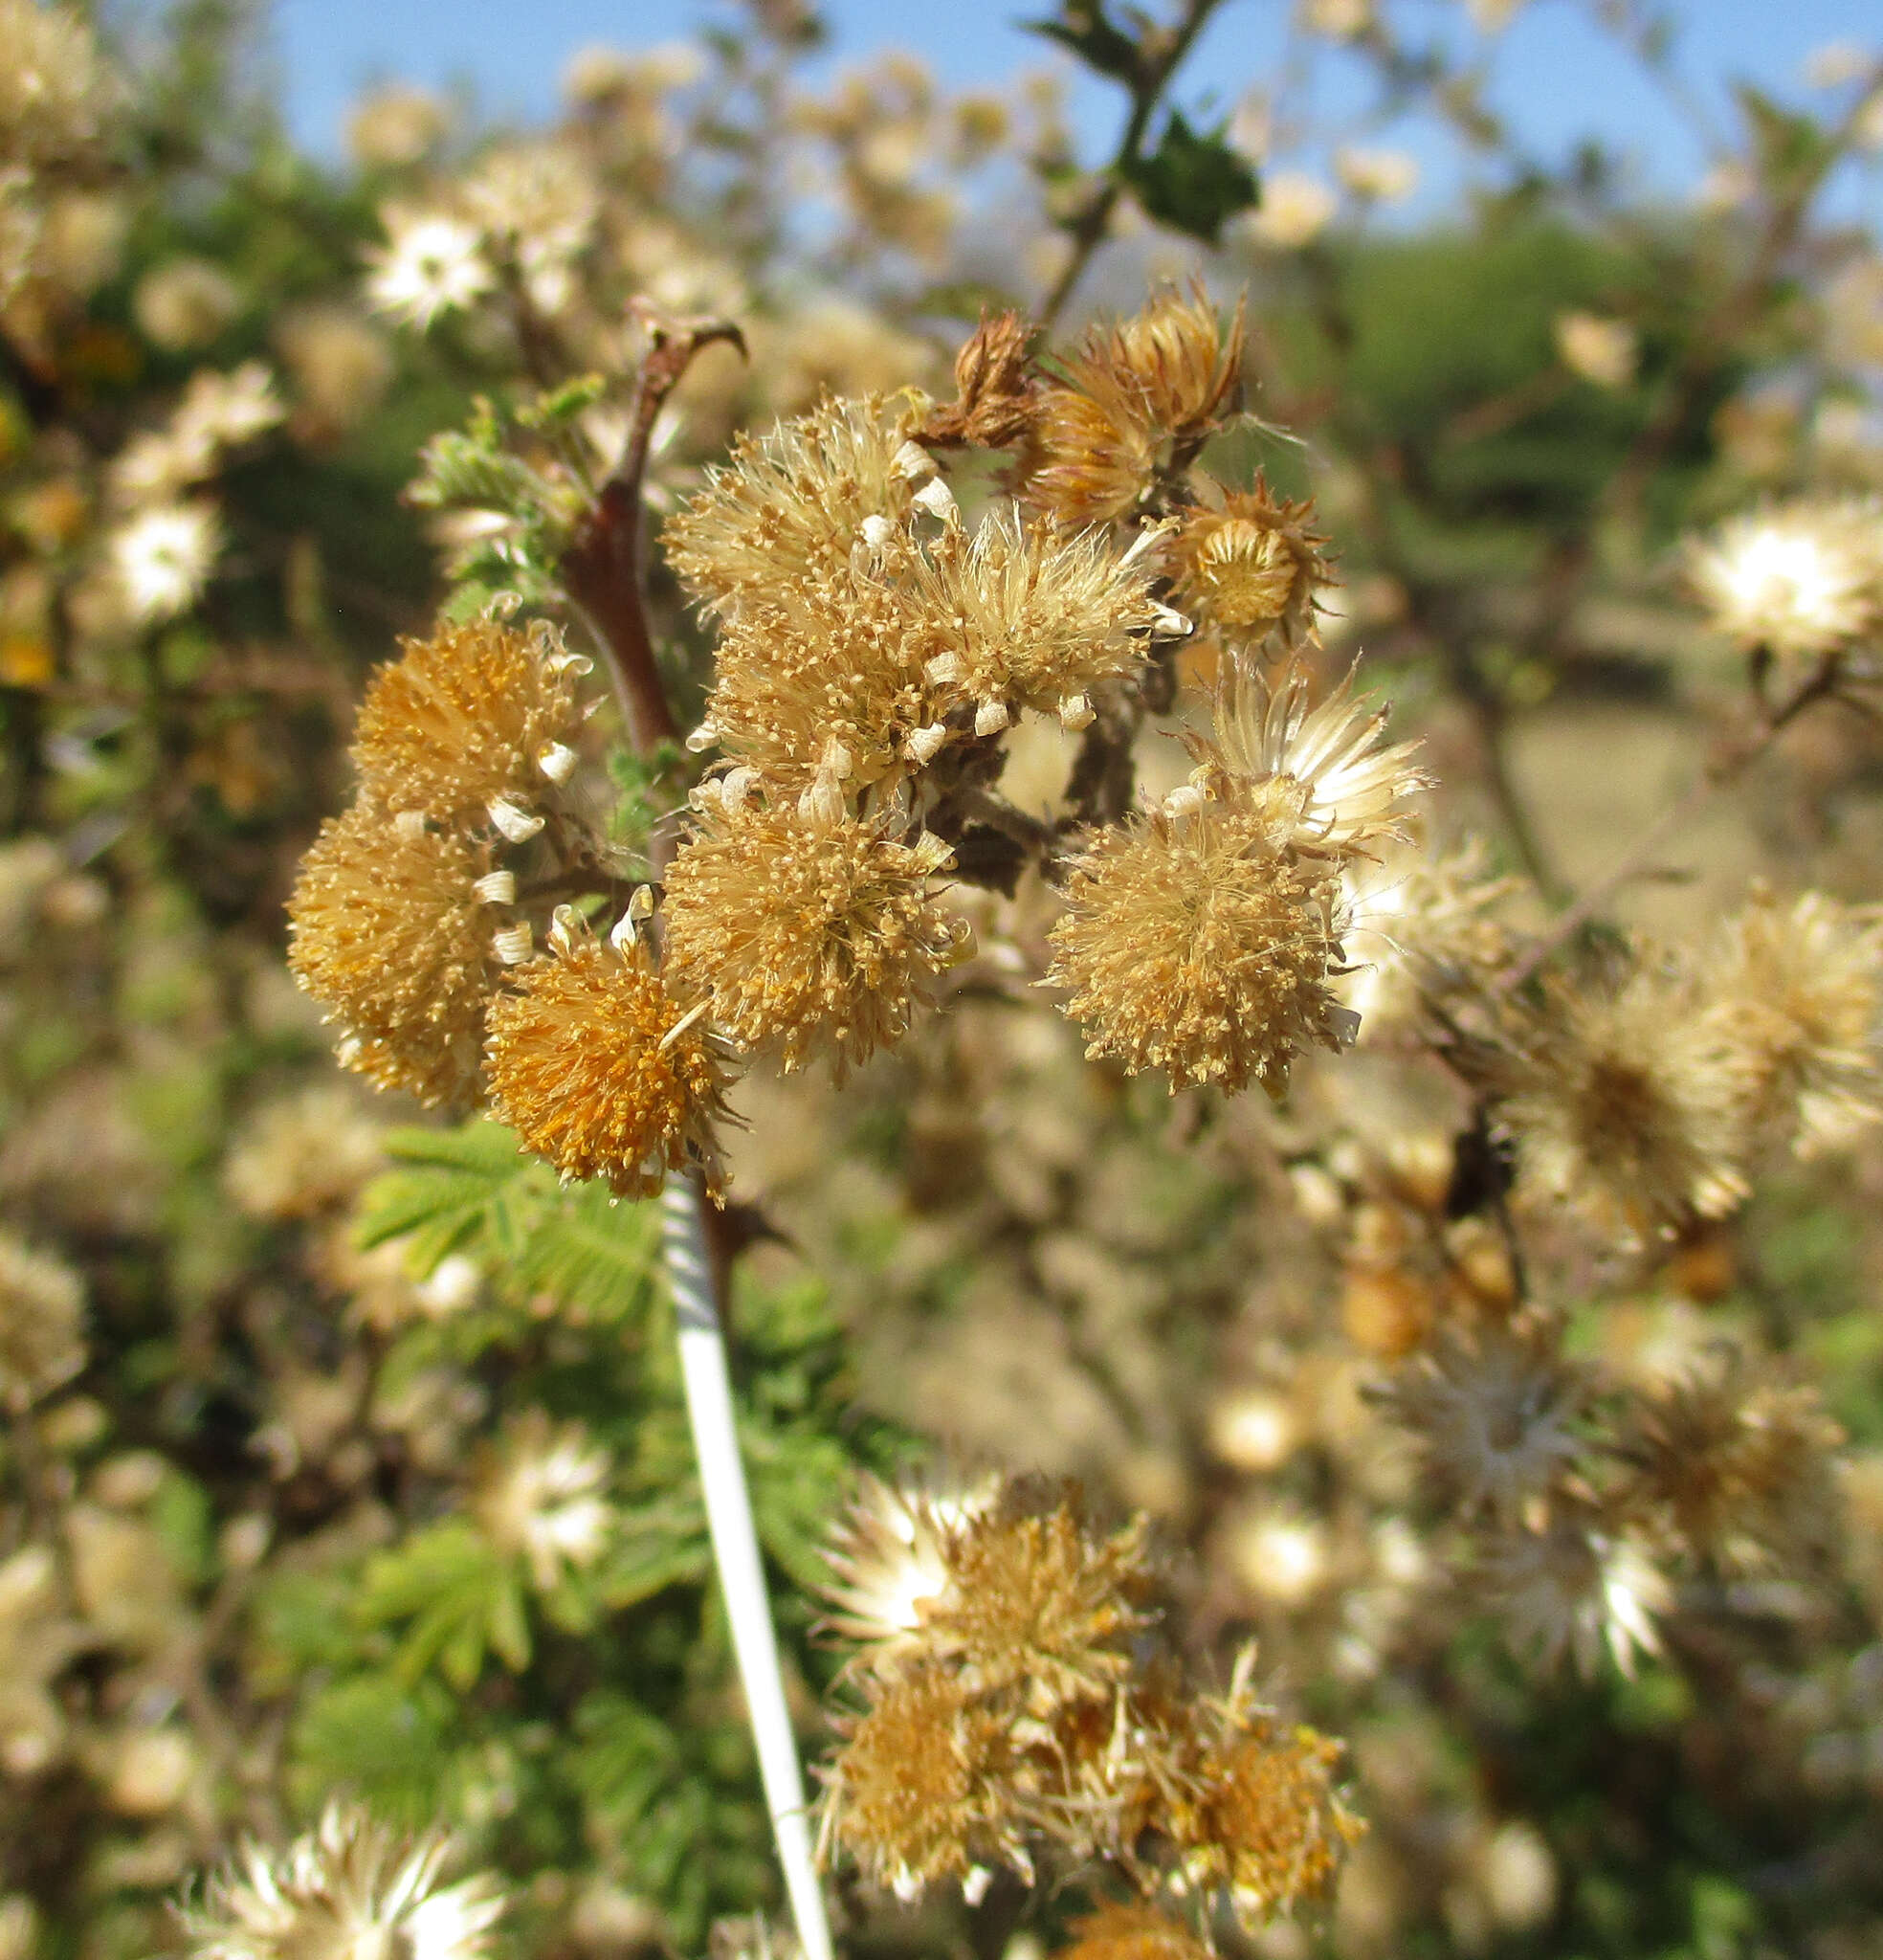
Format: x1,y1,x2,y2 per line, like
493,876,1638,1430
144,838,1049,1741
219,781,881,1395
1037,0,1227,329
1496,652,1843,993
562,309,746,750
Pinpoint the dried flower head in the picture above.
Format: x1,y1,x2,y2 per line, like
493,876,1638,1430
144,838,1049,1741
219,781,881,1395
1184,658,1429,853
917,308,1039,451
475,1411,614,1590
1157,1667,1362,1924
287,803,503,1107
1618,1347,1844,1573
1496,946,1755,1241
108,500,221,623
0,1232,84,1413
1687,499,1882,658
664,394,926,610
820,1658,1023,1901
182,1801,504,1960
1025,285,1244,525
1481,1503,1670,1679
661,792,967,1080
1045,801,1355,1098
1053,1903,1214,1960
905,1485,1151,1707
1373,1316,1587,1524
224,1086,385,1220
1706,885,1883,1158
819,1472,997,1664
1339,837,1518,1032
350,618,588,823
484,918,727,1197
1168,482,1334,648
902,505,1166,725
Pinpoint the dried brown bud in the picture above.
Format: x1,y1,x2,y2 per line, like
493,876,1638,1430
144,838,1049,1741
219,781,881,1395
917,309,1039,451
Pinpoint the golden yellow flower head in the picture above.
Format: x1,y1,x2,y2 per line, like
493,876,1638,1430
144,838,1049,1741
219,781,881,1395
484,915,727,1198
1045,802,1356,1098
1053,1904,1214,1960
1497,945,1756,1242
660,785,968,1080
821,1658,1021,1902
1168,480,1333,647
350,617,588,824
663,393,927,611
1158,1666,1362,1925
287,802,505,1108
1025,283,1243,526
1705,884,1883,1159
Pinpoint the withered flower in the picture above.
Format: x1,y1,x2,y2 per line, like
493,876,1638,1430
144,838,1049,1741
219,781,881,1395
1168,480,1334,649
661,789,968,1080
1480,1501,1670,1680
182,1801,503,1960
917,308,1039,451
350,617,588,823
484,915,728,1197
1052,1903,1213,1960
1045,801,1355,1098
287,803,504,1108
1024,284,1244,526
1617,1347,1844,1573
664,393,929,610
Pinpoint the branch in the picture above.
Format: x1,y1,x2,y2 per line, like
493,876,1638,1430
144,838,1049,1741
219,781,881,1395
561,309,746,753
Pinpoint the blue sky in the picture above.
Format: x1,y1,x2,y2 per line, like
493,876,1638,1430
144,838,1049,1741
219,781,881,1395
270,0,1883,221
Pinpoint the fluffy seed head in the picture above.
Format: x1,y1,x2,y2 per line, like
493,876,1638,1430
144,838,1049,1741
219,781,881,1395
1687,499,1882,658
1168,482,1333,647
661,795,967,1080
287,803,501,1108
483,924,727,1197
181,1801,504,1960
1025,285,1243,525
1705,885,1883,1159
1497,946,1756,1241
350,618,587,822
664,394,925,610
1617,1347,1844,1573
1046,802,1356,1098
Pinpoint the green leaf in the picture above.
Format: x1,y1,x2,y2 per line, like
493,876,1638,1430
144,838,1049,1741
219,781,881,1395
1119,110,1260,244
1023,1,1142,84
356,1519,521,1688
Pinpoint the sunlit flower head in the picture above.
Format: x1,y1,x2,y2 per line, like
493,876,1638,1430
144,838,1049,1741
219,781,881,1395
476,1412,613,1591
173,361,286,452
483,915,729,1198
1481,1504,1670,1680
1045,799,1356,1099
108,501,220,622
1337,836,1517,1032
661,788,968,1080
287,802,505,1109
182,1801,503,1960
1167,481,1333,647
1687,500,1881,658
366,209,494,329
818,1472,997,1664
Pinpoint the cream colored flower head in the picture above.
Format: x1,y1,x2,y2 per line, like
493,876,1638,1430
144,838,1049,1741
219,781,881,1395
476,1412,614,1592
1687,499,1882,658
183,1802,503,1960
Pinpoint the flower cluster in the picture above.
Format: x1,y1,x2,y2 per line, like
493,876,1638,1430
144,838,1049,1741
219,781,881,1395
817,1474,1362,1941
